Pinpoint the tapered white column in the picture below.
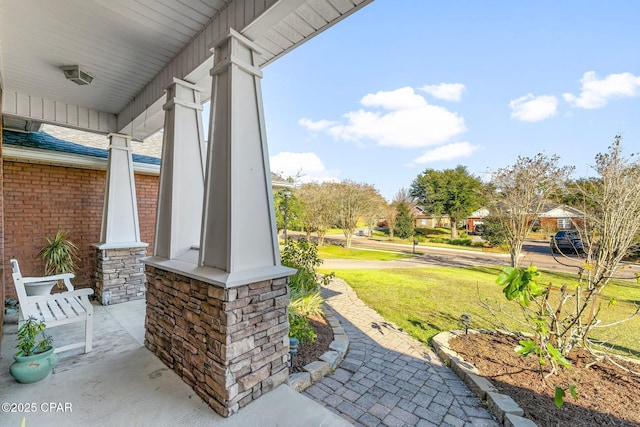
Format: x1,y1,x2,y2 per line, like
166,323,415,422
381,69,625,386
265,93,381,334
154,78,206,260
96,133,147,305
198,28,285,283
100,133,142,246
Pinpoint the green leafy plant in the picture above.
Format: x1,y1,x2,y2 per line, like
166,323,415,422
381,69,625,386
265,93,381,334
288,313,316,345
496,265,577,407
554,385,578,408
38,230,79,290
16,316,52,356
282,237,333,292
290,288,324,318
39,230,79,276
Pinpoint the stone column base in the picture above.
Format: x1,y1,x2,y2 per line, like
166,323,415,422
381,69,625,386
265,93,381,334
144,265,290,417
95,245,148,305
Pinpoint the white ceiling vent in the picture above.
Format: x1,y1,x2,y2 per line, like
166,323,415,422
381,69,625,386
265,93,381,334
61,65,94,85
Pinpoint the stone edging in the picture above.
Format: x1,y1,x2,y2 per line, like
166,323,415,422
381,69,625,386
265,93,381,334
287,305,349,392
432,330,538,427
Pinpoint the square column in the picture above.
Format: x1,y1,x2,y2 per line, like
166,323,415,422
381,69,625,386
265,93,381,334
143,29,295,417
95,133,148,304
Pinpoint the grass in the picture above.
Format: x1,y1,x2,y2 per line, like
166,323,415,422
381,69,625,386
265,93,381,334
319,267,640,358
318,245,410,261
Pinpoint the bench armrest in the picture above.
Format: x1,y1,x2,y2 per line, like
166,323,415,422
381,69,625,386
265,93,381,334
27,288,94,303
22,273,75,284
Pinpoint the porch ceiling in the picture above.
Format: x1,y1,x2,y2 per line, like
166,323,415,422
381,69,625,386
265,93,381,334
0,0,372,139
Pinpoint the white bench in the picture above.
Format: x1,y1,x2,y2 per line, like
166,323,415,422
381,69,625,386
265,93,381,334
11,259,94,354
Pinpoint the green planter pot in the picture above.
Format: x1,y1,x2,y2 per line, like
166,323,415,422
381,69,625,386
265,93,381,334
10,347,57,384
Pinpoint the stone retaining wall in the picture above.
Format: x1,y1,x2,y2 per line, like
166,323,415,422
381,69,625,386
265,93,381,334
95,246,147,304
144,265,291,417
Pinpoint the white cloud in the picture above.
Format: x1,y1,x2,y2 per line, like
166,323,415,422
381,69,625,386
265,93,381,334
300,87,466,149
509,94,558,122
563,71,640,109
298,118,337,131
269,152,339,183
361,87,427,109
412,142,483,164
419,83,466,102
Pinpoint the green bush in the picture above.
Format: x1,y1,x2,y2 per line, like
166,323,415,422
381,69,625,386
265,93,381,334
414,234,427,243
289,313,316,344
282,238,324,293
427,237,472,246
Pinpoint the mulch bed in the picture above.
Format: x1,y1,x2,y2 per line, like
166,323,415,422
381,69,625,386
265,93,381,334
449,332,640,427
290,314,334,373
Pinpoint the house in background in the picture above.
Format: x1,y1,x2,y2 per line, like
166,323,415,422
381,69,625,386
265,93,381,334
466,207,489,234
539,205,585,231
465,205,585,235
412,206,451,229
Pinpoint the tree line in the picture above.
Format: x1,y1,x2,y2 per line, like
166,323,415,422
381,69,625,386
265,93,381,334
276,136,640,274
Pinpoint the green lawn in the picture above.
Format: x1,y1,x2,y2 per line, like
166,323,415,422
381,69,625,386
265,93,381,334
318,245,411,261
319,267,640,358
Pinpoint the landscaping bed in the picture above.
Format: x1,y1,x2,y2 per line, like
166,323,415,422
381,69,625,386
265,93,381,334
290,314,334,373
449,332,640,426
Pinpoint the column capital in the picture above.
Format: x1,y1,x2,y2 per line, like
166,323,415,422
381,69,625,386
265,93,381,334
209,28,263,79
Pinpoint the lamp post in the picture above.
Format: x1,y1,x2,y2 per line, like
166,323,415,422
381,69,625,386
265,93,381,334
282,189,291,241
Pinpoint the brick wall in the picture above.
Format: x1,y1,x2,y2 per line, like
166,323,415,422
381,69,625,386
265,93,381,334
3,160,158,299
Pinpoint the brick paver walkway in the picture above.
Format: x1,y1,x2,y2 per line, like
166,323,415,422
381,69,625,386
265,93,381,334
304,278,499,427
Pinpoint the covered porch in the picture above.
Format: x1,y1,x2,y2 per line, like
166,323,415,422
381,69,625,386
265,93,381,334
0,0,374,418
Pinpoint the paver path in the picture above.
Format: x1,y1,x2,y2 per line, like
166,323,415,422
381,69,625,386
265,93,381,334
304,278,499,427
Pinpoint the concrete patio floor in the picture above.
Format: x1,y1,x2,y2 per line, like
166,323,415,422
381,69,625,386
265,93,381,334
0,300,349,427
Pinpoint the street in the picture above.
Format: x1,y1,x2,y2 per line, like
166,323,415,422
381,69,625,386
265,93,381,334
314,233,640,280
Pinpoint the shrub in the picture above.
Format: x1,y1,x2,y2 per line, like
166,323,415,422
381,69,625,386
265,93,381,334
282,237,324,293
290,289,324,318
289,313,316,344
414,234,427,243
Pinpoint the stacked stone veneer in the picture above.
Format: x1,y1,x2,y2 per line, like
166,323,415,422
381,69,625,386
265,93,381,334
144,265,290,417
95,246,147,304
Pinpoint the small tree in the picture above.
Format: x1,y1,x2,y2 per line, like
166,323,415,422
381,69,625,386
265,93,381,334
489,137,640,406
488,153,573,267
393,201,414,239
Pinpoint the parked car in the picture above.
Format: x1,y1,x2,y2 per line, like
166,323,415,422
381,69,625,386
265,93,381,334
550,230,584,254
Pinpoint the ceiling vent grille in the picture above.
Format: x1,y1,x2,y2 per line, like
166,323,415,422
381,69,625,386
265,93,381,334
61,65,94,85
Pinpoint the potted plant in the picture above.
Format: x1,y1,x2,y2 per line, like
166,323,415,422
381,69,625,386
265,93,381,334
27,230,79,295
9,317,57,383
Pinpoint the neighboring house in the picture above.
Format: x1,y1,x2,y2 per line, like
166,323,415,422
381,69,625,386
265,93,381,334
412,206,451,229
466,205,585,235
467,208,489,234
539,205,585,231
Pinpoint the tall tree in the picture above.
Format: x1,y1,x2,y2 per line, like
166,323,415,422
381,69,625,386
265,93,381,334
410,166,483,239
333,180,382,248
488,153,574,267
296,182,337,246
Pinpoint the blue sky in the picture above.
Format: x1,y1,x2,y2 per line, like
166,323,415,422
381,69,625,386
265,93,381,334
261,0,640,201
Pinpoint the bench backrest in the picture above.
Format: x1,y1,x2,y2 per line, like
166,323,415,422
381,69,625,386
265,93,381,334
11,259,34,320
